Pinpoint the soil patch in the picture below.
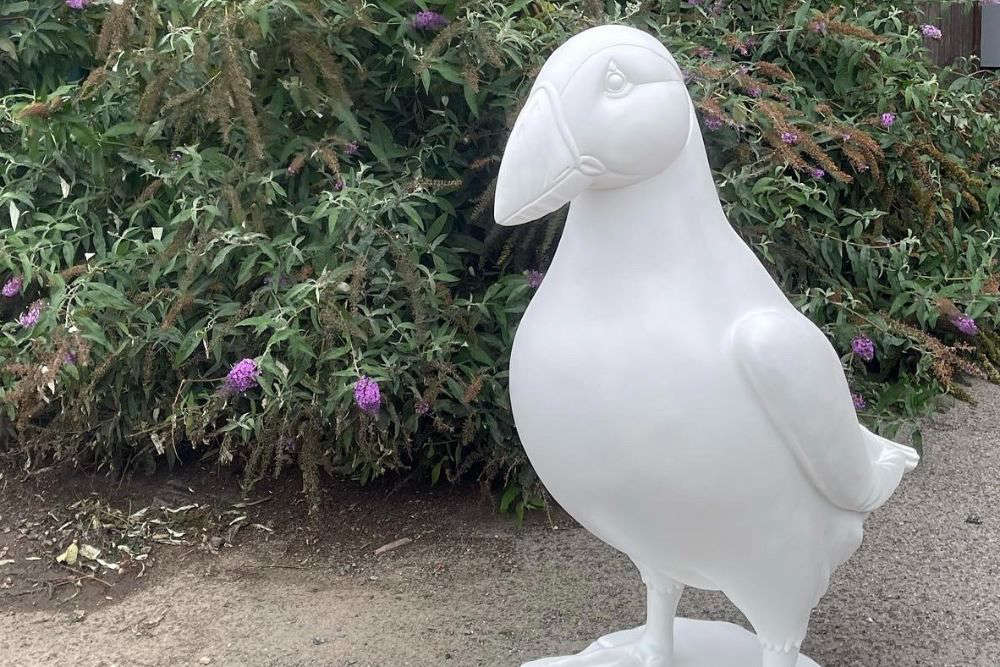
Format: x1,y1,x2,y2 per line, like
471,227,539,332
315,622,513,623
3,382,999,666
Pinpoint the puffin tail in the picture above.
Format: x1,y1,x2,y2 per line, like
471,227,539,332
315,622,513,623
856,426,919,513
867,427,920,472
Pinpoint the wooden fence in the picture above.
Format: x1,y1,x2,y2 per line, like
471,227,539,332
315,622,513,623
919,1,983,65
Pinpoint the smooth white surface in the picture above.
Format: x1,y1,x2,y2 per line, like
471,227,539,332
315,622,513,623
495,25,918,667
983,3,1000,68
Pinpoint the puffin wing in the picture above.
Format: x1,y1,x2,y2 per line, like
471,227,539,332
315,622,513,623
730,309,883,512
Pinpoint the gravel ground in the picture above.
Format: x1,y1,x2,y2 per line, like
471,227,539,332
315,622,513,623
2,381,998,667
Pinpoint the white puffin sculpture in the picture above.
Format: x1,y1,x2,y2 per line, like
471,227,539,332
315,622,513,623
495,25,919,667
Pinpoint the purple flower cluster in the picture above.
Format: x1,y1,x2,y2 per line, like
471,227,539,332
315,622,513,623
344,141,360,156
225,358,260,393
526,270,545,289
920,24,942,40
851,335,876,362
354,376,381,414
746,86,762,98
951,314,978,336
879,112,896,129
412,10,448,31
2,275,22,298
704,115,724,131
415,399,431,416
65,0,88,8
851,392,866,411
708,0,728,16
18,301,42,328
810,167,826,180
811,20,828,34
780,131,799,145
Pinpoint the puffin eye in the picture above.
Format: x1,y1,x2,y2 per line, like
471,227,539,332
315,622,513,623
604,61,631,97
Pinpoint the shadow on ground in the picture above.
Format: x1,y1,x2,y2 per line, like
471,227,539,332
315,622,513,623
2,382,998,667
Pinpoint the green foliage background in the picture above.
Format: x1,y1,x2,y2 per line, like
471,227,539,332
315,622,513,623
1,0,998,515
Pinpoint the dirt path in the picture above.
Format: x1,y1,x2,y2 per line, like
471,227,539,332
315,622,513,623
2,382,999,667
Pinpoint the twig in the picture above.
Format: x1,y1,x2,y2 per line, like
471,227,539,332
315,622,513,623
232,497,271,508
56,564,114,587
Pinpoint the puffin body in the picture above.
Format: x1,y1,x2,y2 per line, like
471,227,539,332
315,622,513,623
496,25,918,667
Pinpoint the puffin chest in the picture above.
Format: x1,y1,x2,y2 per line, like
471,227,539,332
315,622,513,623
510,295,729,418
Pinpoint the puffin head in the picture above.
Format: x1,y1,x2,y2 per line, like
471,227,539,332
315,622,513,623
494,25,693,227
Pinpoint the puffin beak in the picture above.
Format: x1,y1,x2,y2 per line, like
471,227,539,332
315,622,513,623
494,83,606,226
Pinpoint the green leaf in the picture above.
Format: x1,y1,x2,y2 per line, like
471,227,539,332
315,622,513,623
499,484,518,513
173,328,204,366
431,62,465,85
426,213,449,240
0,2,30,15
463,84,479,115
399,203,423,228
0,38,17,62
368,118,396,168
104,122,143,138
257,7,271,37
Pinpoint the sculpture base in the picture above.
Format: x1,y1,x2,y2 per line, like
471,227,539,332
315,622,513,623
523,618,820,666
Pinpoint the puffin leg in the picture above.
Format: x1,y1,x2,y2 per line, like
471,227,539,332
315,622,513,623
638,568,684,654
576,567,683,655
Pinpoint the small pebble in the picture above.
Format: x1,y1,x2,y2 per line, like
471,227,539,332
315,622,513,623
199,658,212,665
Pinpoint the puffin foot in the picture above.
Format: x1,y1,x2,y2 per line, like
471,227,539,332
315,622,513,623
522,626,669,667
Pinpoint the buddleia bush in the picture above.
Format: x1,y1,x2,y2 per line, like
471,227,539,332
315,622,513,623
1,0,997,514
